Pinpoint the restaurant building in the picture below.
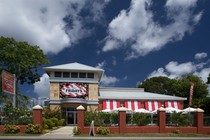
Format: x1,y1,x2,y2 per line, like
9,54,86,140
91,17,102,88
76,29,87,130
44,62,186,125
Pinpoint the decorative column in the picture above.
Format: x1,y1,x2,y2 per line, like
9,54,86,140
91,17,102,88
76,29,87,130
158,106,166,133
77,105,85,133
118,107,127,134
33,105,43,125
194,108,204,134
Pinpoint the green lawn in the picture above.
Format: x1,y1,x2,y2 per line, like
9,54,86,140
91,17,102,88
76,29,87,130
76,133,210,137
0,133,41,136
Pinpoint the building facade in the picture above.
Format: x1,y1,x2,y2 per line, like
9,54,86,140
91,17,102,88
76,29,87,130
44,62,186,125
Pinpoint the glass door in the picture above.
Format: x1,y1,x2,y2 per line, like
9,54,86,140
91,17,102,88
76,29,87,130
66,111,77,125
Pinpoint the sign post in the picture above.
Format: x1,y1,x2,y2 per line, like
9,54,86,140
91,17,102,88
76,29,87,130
2,70,16,107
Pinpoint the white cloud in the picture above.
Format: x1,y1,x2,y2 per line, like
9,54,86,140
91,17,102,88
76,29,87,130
193,67,210,83
103,39,121,52
102,0,202,60
194,52,207,60
96,61,119,86
165,61,196,76
148,54,210,82
100,75,119,86
34,73,50,98
0,0,109,54
148,68,168,78
96,61,106,69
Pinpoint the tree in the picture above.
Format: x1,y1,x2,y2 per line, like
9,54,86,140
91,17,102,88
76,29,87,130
207,73,210,84
0,36,49,105
138,75,209,108
173,75,208,108
138,76,176,95
0,36,49,85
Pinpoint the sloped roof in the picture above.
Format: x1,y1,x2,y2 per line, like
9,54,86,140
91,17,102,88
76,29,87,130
44,62,104,72
99,87,187,101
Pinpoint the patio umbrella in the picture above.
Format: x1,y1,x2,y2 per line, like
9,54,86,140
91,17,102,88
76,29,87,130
113,107,133,113
101,109,112,113
134,108,152,114
182,107,196,113
165,107,182,113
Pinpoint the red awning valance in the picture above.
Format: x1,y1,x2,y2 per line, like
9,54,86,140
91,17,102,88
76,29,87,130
102,100,120,110
145,101,161,111
165,101,181,109
124,100,141,110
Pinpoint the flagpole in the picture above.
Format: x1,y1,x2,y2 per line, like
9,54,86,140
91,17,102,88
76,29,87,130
189,83,194,107
13,74,16,108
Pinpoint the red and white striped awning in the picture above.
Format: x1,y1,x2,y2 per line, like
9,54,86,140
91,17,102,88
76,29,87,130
145,101,161,111
124,100,141,111
165,101,181,109
102,100,120,110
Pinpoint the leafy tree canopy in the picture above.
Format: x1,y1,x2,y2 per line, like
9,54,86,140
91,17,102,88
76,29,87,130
0,36,49,85
138,76,176,95
0,36,49,106
138,75,209,108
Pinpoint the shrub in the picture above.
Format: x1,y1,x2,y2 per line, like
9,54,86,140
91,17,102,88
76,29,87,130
25,124,42,134
133,113,151,126
51,117,59,126
43,124,49,129
96,127,110,135
43,118,55,129
171,112,193,126
1,103,32,125
173,129,182,134
58,119,65,126
110,113,119,125
73,126,81,135
43,106,61,119
4,124,20,133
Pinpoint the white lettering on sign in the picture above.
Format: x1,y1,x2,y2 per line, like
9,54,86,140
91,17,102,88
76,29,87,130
61,83,88,97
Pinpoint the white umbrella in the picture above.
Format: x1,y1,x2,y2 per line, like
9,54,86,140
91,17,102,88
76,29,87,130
134,108,152,114
182,107,196,113
113,107,133,113
101,109,112,113
165,107,182,113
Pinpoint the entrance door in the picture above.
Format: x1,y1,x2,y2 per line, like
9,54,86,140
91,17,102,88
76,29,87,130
66,111,77,125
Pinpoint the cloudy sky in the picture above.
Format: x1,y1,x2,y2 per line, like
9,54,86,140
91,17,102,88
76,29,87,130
0,0,210,99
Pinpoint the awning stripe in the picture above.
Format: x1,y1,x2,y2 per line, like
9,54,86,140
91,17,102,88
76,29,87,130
125,100,141,110
145,101,161,111
102,100,120,110
165,101,181,109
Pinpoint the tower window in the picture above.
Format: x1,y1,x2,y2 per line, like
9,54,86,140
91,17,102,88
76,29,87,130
71,72,78,78
55,72,61,77
63,72,70,78
79,73,86,78
87,73,94,78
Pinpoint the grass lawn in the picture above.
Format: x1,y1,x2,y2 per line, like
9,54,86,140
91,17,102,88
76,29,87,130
0,126,63,136
0,133,41,136
76,133,210,137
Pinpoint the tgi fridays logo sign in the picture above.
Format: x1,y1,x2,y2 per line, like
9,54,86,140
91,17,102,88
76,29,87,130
60,83,88,98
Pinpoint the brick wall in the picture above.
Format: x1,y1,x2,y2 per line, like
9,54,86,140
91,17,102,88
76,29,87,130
77,106,210,135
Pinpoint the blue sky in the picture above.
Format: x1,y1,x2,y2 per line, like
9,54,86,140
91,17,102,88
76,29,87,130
0,0,210,99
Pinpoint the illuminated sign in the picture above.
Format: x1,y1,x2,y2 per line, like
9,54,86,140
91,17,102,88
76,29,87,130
60,83,88,98
2,70,15,95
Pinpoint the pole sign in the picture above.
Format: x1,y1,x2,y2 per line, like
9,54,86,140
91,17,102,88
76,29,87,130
2,70,15,95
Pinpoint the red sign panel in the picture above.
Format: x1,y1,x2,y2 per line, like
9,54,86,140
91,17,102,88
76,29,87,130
60,83,88,98
2,70,15,95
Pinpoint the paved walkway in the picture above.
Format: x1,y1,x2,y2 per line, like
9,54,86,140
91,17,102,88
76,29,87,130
40,126,74,139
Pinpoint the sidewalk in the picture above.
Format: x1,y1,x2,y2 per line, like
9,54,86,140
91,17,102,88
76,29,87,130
40,126,74,139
